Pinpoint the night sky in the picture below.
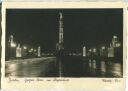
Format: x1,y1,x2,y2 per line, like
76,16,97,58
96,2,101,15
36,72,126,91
6,9,123,51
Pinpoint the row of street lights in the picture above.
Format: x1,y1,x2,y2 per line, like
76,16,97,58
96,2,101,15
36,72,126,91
8,35,41,60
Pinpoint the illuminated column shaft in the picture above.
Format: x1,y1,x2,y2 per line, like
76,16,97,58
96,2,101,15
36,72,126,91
38,46,41,57
59,12,63,44
83,46,86,57
10,35,14,44
10,35,15,47
16,44,22,58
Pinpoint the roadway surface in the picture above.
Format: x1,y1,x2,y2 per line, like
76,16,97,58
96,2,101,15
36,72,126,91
5,57,57,77
5,56,123,77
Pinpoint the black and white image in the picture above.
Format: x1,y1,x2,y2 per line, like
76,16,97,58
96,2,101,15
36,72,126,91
5,9,123,77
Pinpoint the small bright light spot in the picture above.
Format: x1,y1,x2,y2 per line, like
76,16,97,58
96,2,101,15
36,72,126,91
34,49,36,52
31,48,33,51
23,46,27,49
88,49,92,52
113,35,117,39
29,48,34,52
8,63,17,72
101,46,105,50
93,48,96,52
11,42,16,47
116,43,121,47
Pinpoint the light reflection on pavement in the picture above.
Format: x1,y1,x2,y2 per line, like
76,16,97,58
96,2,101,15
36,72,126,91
6,57,56,77
5,57,122,77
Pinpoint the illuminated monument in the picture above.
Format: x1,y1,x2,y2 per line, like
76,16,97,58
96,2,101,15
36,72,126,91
56,12,64,51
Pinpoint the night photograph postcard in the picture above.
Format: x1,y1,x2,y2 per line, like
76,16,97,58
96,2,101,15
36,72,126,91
5,9,123,78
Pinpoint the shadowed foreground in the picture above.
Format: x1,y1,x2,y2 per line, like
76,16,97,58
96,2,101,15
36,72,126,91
5,56,122,77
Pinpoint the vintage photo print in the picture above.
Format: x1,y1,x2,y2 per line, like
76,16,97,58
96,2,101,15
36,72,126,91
5,8,123,78
1,2,126,90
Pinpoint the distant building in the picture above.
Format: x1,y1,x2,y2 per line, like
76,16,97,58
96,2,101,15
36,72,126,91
108,36,121,58
112,36,118,47
9,35,16,58
100,46,108,57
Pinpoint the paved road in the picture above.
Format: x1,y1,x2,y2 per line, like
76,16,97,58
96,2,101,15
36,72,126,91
5,57,57,77
58,56,122,77
5,56,123,77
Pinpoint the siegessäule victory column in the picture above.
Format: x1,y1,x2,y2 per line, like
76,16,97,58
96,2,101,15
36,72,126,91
56,12,64,77
56,12,64,56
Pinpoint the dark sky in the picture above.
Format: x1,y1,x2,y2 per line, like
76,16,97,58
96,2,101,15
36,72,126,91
6,9,123,50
